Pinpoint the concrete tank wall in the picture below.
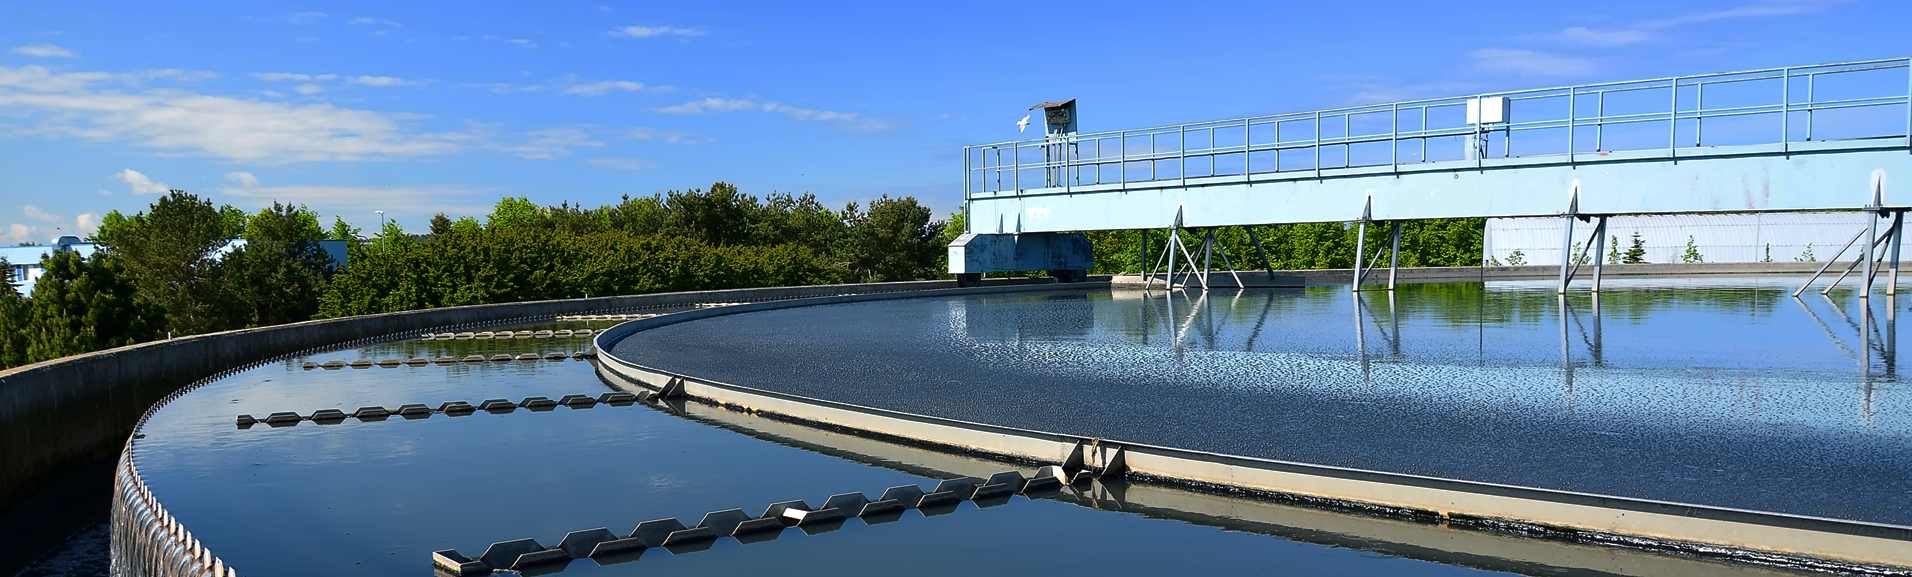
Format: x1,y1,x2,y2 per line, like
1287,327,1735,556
0,278,1040,574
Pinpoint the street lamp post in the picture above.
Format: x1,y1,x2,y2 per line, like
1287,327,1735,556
376,211,386,254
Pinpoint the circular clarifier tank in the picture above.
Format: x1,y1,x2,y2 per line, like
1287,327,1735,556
120,282,1888,577
609,277,1912,526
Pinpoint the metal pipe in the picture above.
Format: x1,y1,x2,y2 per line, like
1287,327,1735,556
1175,230,1208,290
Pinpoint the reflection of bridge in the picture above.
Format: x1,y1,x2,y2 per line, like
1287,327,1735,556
950,58,1912,295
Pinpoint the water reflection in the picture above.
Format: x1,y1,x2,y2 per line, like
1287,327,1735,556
626,277,1912,524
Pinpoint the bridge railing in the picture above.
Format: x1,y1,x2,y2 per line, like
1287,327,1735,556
965,58,1912,199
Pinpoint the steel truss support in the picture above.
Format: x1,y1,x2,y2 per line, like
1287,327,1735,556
1353,220,1402,292
1557,215,1608,293
1796,207,1905,298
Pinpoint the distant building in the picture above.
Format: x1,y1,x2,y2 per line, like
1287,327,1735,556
1484,213,1912,266
1,236,347,295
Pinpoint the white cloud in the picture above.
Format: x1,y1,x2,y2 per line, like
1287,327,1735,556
22,205,57,222
347,75,406,86
506,39,537,49
1468,49,1601,78
655,97,760,114
1545,0,1845,47
626,126,697,145
611,26,704,39
588,157,654,171
655,97,892,131
75,213,99,236
225,171,260,189
219,182,494,221
280,12,329,25
563,80,646,96
0,65,465,163
348,17,403,28
9,44,77,58
3,223,34,244
293,83,325,94
496,127,603,159
253,72,337,82
114,169,169,195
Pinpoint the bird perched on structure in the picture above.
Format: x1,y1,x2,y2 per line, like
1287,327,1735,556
1017,114,1031,133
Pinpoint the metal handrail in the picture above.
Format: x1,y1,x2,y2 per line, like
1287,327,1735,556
966,57,1912,197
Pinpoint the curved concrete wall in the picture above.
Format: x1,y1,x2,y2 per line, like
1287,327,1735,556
0,278,1021,574
592,285,1912,573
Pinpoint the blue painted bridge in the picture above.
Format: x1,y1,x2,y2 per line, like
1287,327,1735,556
948,58,1912,294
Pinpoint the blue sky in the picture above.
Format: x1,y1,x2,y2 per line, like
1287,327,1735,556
0,0,1904,242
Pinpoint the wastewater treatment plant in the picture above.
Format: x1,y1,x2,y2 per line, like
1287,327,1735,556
9,57,1912,577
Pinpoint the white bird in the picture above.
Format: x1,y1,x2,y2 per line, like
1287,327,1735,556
1016,114,1031,133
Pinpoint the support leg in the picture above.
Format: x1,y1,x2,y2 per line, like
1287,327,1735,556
1558,214,1576,294
1353,220,1368,292
1246,226,1276,281
1592,217,1607,293
1881,209,1896,296
1796,226,1870,297
1387,221,1403,291
1201,229,1214,288
1864,208,1878,298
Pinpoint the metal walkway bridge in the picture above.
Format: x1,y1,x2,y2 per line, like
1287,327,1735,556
948,58,1912,294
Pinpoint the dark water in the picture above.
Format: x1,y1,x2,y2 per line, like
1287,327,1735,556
128,319,1544,577
612,278,1912,525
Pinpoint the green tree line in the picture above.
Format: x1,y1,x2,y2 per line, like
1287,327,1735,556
0,183,949,369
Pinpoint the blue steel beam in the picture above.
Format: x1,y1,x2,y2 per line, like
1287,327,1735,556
960,58,1912,235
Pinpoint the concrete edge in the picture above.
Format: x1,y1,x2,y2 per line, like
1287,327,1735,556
591,286,1912,571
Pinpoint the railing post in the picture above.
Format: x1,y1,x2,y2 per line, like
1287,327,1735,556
1391,103,1399,170
1567,86,1576,163
1314,111,1322,179
1783,68,1791,152
1120,130,1127,188
1669,75,1680,156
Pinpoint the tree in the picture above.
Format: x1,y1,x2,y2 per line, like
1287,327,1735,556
842,195,944,282
486,196,546,230
95,190,231,335
1623,232,1648,264
429,213,454,237
0,256,24,368
22,250,159,363
664,182,757,246
329,216,362,243
220,202,336,328
1682,236,1705,263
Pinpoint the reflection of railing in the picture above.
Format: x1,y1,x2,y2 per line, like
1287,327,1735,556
965,58,1912,198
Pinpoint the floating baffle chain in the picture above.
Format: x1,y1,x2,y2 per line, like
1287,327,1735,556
234,391,642,428
431,467,1075,576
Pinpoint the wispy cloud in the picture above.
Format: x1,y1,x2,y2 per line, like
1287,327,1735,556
563,80,647,96
348,17,403,28
279,11,329,25
1468,49,1602,78
113,168,169,194
0,65,465,163
494,127,603,159
1542,0,1846,47
588,157,654,171
9,44,77,58
655,97,891,132
347,75,408,86
505,38,538,49
254,72,338,82
611,26,704,39
22,204,57,223
655,97,759,114
220,181,496,221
